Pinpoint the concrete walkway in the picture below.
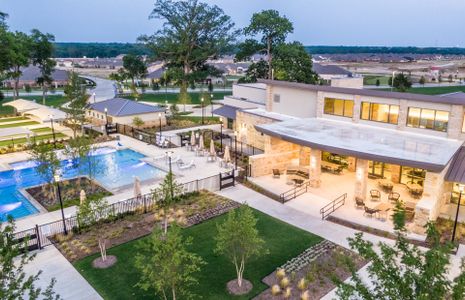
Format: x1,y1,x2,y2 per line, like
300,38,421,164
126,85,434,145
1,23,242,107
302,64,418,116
24,246,102,300
216,184,465,298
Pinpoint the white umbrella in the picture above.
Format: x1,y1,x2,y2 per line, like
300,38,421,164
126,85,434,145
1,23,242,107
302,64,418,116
190,131,196,146
80,190,87,206
134,176,142,199
223,146,231,163
210,139,216,156
199,135,205,150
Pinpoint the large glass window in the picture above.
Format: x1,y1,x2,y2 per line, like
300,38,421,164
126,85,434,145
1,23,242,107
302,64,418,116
407,107,449,132
400,166,426,186
451,183,465,206
360,102,399,124
368,161,391,179
324,98,353,118
322,152,348,167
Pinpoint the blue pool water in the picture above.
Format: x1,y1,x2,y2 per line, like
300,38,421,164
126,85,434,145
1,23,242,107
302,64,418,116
0,147,165,220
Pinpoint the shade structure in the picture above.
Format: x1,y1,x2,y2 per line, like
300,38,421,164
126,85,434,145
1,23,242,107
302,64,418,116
190,131,196,146
210,139,216,156
199,135,205,150
134,176,142,198
80,190,87,206
223,146,231,163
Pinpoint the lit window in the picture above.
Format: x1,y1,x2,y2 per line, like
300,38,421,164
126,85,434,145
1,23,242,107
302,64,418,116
407,107,449,132
360,102,399,124
324,98,353,118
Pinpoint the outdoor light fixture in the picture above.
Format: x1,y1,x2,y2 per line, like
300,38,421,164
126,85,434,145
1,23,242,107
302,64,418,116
158,112,162,140
234,131,238,170
219,117,223,151
54,171,68,235
92,92,96,103
452,184,465,243
48,114,57,148
201,97,205,124
165,151,174,199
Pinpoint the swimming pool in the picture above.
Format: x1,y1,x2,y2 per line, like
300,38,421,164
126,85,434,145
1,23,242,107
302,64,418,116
0,147,165,221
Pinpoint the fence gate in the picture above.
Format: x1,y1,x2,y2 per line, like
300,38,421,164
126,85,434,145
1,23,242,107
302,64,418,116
14,225,41,253
219,171,235,190
106,123,117,134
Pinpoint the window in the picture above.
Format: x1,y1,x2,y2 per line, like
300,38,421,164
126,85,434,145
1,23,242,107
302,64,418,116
360,102,399,124
324,98,353,118
273,94,280,103
407,107,449,132
400,166,426,186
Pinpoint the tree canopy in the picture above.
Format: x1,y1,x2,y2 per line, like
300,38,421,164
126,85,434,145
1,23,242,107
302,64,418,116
392,73,412,92
30,29,56,104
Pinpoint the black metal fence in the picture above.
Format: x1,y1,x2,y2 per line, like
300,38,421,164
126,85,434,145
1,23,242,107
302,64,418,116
13,173,231,250
116,123,176,148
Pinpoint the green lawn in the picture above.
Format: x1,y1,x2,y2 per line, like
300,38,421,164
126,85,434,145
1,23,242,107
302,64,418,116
0,116,29,123
376,85,465,95
0,95,69,116
125,91,232,104
31,127,52,133
0,133,67,147
74,209,322,300
0,121,40,129
363,75,390,86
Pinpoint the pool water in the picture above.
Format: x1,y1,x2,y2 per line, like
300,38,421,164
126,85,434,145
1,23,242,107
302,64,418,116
0,147,165,221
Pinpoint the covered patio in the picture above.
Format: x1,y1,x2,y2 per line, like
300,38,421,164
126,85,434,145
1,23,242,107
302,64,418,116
250,118,463,232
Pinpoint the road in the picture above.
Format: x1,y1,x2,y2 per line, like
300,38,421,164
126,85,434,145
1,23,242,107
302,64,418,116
81,76,117,103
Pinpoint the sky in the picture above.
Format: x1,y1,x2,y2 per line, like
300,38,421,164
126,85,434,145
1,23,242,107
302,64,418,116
1,0,465,47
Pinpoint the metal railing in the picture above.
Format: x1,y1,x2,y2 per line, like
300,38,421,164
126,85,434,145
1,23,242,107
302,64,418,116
279,182,310,203
320,193,347,220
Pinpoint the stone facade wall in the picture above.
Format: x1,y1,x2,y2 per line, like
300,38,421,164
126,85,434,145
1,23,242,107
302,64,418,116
352,95,361,123
354,159,368,200
396,99,408,131
390,164,401,183
299,147,311,167
447,104,464,139
266,85,273,111
236,111,276,150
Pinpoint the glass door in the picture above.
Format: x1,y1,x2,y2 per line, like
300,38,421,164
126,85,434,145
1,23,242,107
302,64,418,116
368,161,388,178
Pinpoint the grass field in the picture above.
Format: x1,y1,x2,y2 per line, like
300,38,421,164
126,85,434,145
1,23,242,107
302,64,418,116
377,85,465,95
0,132,67,147
0,116,29,123
0,95,68,116
363,75,390,86
125,91,232,105
0,121,40,129
74,209,322,300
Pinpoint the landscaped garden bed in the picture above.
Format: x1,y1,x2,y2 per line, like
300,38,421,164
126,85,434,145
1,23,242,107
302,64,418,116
55,191,238,262
254,241,367,299
435,217,465,244
73,204,323,299
26,177,112,212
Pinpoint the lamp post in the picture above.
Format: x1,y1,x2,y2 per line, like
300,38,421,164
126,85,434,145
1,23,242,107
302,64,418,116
92,92,96,103
452,184,465,243
210,93,214,117
49,114,56,148
234,130,238,170
158,112,162,140
54,172,68,235
104,107,108,135
219,117,223,152
166,151,174,200
201,97,204,125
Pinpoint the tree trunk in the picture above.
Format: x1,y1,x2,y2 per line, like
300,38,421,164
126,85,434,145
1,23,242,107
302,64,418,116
42,84,47,105
14,71,20,99
267,37,272,80
171,285,176,300
164,215,168,235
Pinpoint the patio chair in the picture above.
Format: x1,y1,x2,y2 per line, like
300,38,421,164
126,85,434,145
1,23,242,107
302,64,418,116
179,160,196,170
370,189,381,202
176,159,185,167
272,169,281,178
333,166,344,175
153,154,166,161
388,192,400,204
363,206,380,218
355,197,365,209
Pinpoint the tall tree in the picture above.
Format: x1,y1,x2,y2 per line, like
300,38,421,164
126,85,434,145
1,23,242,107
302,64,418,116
236,9,293,80
135,224,205,300
122,54,147,94
272,42,318,84
335,204,465,300
215,205,267,289
7,31,31,98
0,217,61,300
30,29,56,105
392,72,412,92
139,0,237,107
63,71,87,137
29,144,60,197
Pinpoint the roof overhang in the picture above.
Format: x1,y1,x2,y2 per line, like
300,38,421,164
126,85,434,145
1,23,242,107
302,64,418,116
446,147,465,184
255,118,463,172
212,105,240,119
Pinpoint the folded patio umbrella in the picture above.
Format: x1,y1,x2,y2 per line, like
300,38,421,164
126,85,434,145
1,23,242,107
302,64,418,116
134,176,142,199
210,139,216,156
80,190,87,206
223,146,231,163
199,134,205,150
190,131,196,146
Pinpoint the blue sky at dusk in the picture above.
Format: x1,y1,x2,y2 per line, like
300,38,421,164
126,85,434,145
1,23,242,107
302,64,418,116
1,0,465,46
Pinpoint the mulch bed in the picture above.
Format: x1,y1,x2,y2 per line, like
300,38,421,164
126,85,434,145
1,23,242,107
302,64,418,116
26,177,111,210
52,191,239,262
254,245,367,300
92,255,117,269
227,279,253,295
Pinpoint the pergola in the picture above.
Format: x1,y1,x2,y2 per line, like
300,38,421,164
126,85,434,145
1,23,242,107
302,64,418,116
4,99,67,122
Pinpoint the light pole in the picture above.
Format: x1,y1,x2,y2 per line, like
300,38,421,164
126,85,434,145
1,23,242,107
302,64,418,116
92,92,96,103
54,172,68,235
49,114,56,148
234,130,238,170
210,93,214,117
201,97,204,125
391,71,396,92
158,112,162,140
452,184,464,243
166,151,174,200
219,117,223,152
104,107,108,135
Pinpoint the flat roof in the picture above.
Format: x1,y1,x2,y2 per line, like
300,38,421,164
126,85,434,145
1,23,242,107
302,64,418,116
255,118,463,172
88,98,164,116
258,79,465,106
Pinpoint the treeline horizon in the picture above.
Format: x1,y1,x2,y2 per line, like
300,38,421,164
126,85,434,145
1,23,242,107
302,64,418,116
53,42,465,58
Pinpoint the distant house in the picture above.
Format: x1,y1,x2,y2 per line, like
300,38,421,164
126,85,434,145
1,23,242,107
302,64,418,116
313,63,363,89
4,65,69,89
86,98,166,128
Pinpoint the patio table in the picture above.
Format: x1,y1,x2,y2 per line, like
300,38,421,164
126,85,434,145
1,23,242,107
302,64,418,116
406,183,423,193
321,161,340,171
378,179,393,189
374,202,392,221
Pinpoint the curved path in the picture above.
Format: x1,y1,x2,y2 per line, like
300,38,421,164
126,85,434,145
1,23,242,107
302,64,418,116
81,76,117,103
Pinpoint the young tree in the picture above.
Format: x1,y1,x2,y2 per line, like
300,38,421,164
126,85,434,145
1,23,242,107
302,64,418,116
375,79,380,86
448,74,454,83
419,75,426,86
7,31,31,98
139,0,237,108
335,204,465,300
63,71,87,137
392,73,412,92
237,9,293,80
30,29,56,105
151,171,184,234
29,144,60,196
0,217,61,300
122,54,147,94
24,84,32,94
215,205,267,289
63,136,92,188
132,116,145,129
135,224,205,300
83,144,102,193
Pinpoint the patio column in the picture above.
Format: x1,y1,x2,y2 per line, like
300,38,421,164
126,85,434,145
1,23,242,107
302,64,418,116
354,159,368,200
348,157,356,172
299,147,310,167
390,164,401,183
309,149,321,187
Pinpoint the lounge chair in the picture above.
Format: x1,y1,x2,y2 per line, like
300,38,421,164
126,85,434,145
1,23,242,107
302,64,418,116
370,189,381,202
179,160,196,170
153,154,166,161
388,192,400,204
363,206,380,218
355,197,365,209
272,169,281,178
176,159,185,167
